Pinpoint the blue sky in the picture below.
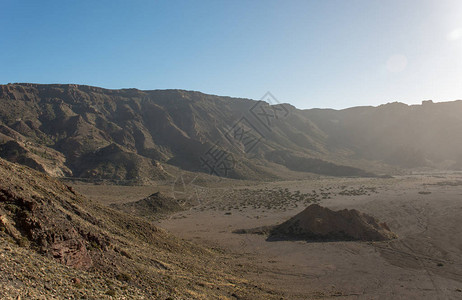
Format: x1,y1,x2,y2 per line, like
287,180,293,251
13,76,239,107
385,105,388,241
1,0,462,109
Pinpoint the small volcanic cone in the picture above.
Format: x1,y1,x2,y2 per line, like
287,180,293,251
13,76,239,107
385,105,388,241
268,204,397,242
110,192,183,218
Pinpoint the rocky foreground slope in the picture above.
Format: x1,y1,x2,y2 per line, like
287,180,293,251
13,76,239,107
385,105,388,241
0,158,277,299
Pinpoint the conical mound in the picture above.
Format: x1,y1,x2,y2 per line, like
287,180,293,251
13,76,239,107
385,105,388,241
110,192,183,217
269,204,397,242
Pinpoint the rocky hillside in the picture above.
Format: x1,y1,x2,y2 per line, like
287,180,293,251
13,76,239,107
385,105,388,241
0,83,460,181
0,158,277,299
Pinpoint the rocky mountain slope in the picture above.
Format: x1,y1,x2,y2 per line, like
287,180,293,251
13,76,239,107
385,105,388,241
303,100,462,169
0,158,278,299
0,83,375,181
0,83,460,181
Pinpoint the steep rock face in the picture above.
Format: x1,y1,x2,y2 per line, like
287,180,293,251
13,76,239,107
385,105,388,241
269,204,396,242
0,139,72,177
75,143,171,181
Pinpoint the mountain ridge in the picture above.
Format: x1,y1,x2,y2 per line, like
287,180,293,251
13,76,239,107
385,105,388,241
1,83,460,182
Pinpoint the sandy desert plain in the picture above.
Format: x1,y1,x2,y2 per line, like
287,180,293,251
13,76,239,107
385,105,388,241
71,172,462,299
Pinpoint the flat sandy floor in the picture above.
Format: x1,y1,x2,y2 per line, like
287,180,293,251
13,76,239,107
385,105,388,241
73,174,462,299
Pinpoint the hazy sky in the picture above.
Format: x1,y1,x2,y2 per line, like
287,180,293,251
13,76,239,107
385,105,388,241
1,0,462,109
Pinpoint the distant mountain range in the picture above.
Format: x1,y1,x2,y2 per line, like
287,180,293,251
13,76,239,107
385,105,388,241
0,83,460,182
